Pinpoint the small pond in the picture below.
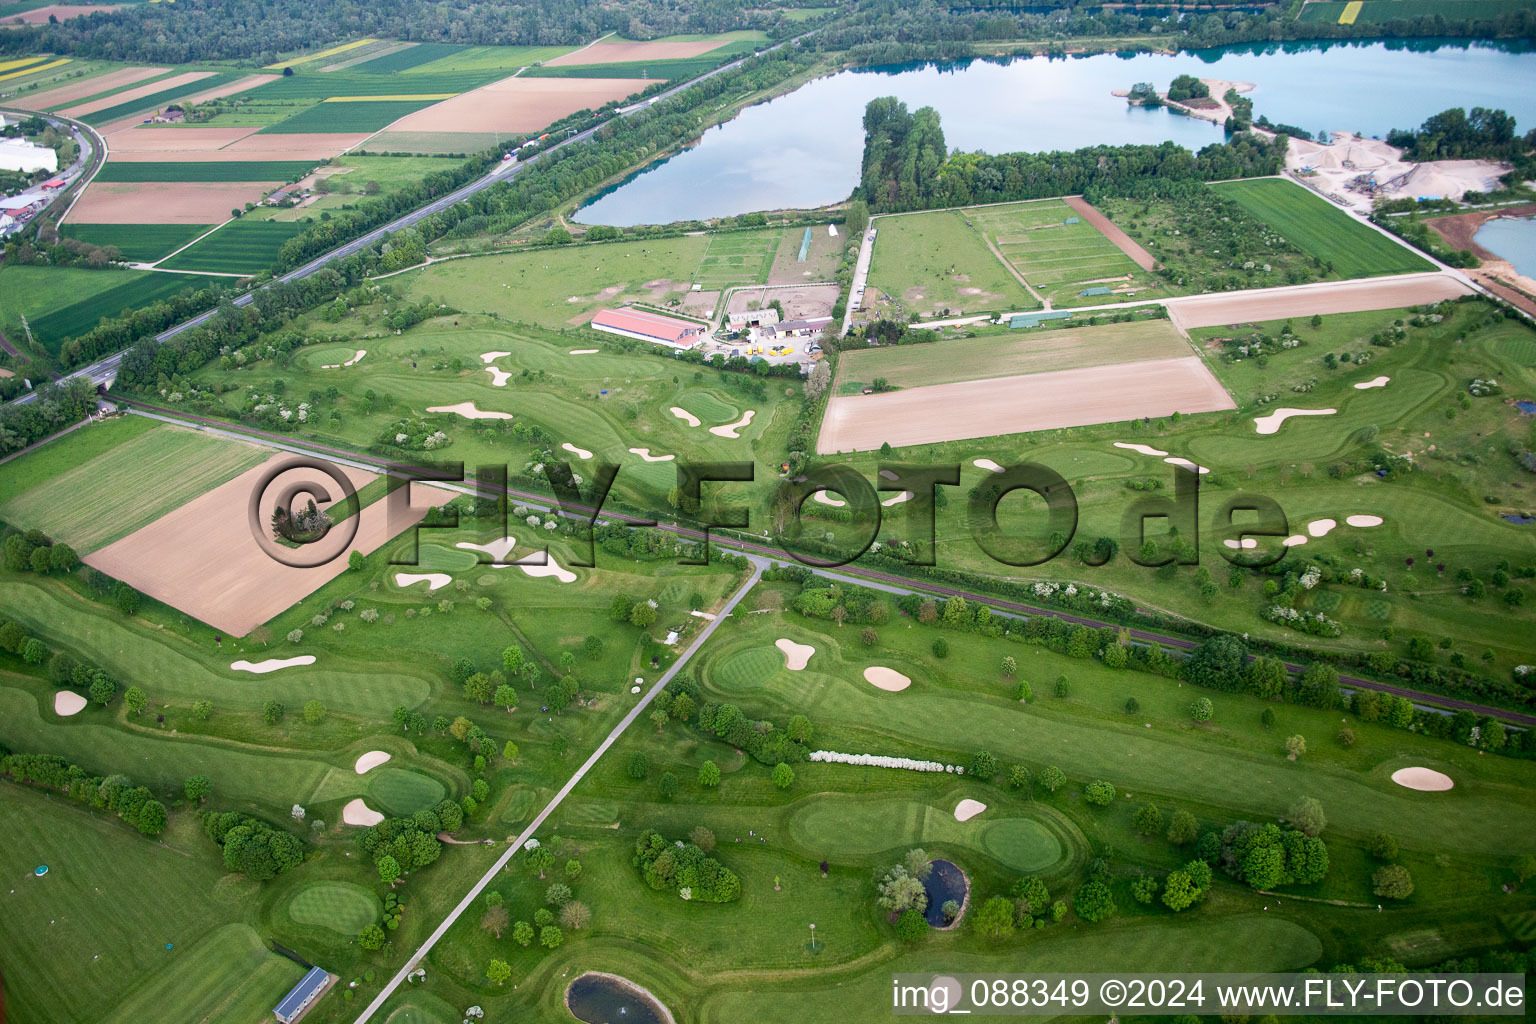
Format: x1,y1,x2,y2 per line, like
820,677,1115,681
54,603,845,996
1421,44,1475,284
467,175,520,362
1474,216,1536,279
1502,514,1536,525
923,858,969,928
567,973,672,1024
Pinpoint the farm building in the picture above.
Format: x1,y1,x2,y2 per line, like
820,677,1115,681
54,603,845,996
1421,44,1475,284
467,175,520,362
727,308,779,329
590,307,706,349
0,137,58,174
273,966,333,1023
763,316,833,339
1008,311,1074,330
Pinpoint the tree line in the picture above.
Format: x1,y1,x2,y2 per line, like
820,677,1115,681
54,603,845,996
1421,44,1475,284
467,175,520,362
856,98,1286,213
2,745,169,837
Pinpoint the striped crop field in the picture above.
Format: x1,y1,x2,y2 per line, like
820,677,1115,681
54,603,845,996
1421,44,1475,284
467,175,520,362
61,223,214,263
0,57,69,82
79,72,240,126
1338,0,1363,21
159,218,307,274
93,161,317,183
260,98,441,133
264,38,378,69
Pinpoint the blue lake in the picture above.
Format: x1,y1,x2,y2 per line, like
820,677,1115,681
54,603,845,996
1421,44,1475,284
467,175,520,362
1474,216,1536,279
576,40,1536,226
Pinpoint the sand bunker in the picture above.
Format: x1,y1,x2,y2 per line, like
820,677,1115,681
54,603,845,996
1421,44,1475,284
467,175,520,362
1283,535,1309,547
342,799,385,826
515,553,577,583
231,656,316,674
354,751,391,775
670,407,701,427
562,442,593,460
1164,457,1210,475
1253,407,1337,435
1113,442,1170,457
457,537,517,563
484,367,511,387
1223,538,1259,549
1346,514,1384,528
628,448,674,462
480,351,511,362
54,691,87,717
1391,767,1454,791
1307,519,1337,538
395,572,452,590
709,410,755,438
878,469,899,481
775,638,815,670
322,349,366,369
1354,376,1391,390
569,349,599,355
974,459,1005,473
427,402,512,420
812,490,846,507
864,667,911,692
954,799,987,822
882,490,914,507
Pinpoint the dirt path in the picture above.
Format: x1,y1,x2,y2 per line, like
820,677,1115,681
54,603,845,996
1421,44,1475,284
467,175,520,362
1063,195,1157,271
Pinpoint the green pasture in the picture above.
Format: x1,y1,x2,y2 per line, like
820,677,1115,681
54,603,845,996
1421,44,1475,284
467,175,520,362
262,98,441,135
0,410,156,507
403,233,711,328
693,229,781,289
93,160,317,183
968,198,1166,307
61,222,213,263
867,209,1038,317
1211,178,1433,278
0,422,266,551
347,43,474,74
0,265,227,355
160,218,307,275
80,71,240,126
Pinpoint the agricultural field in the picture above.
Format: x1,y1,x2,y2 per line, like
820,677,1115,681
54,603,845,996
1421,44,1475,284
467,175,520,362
866,209,1039,318
159,216,308,275
693,229,780,289
1210,178,1435,279
91,160,318,183
967,199,1169,307
76,71,242,126
1298,0,1536,20
262,98,446,135
0,265,227,354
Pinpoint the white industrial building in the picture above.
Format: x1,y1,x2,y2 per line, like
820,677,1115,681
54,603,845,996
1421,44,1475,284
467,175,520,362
0,138,58,174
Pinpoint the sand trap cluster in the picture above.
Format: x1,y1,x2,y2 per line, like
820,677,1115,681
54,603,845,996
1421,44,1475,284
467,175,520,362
974,459,1005,473
628,447,674,462
864,666,911,692
775,638,815,670
321,349,366,369
354,751,392,775
812,490,846,507
1283,535,1309,547
1354,376,1391,390
515,553,577,583
54,691,88,716
395,572,452,590
457,537,518,563
427,402,512,420
882,490,915,507
562,442,593,459
954,799,987,822
342,799,385,826
1391,767,1454,791
709,410,755,438
1223,538,1259,550
1308,519,1338,538
1253,407,1337,435
231,656,316,674
484,367,511,387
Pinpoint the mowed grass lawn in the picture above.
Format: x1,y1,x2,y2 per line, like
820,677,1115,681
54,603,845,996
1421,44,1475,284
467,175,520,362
1211,178,1433,278
160,217,307,274
61,223,214,263
837,319,1192,389
0,786,303,1024
867,210,1038,317
0,423,268,551
0,266,229,354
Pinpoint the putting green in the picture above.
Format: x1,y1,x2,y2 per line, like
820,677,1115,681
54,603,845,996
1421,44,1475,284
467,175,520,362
679,390,739,424
415,544,479,572
295,344,366,370
499,784,540,823
980,817,1062,873
715,646,782,690
287,881,380,935
367,768,447,816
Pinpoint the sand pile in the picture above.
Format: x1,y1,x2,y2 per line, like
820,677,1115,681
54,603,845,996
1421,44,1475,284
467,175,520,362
775,638,815,670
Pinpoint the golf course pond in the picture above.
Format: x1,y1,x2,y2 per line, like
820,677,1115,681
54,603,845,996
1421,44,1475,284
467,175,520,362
566,973,673,1024
923,859,969,928
576,39,1536,225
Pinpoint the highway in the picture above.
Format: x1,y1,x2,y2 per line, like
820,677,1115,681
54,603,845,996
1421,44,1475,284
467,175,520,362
10,34,803,404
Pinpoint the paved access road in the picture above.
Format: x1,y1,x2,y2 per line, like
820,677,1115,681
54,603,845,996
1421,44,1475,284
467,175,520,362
11,35,807,405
